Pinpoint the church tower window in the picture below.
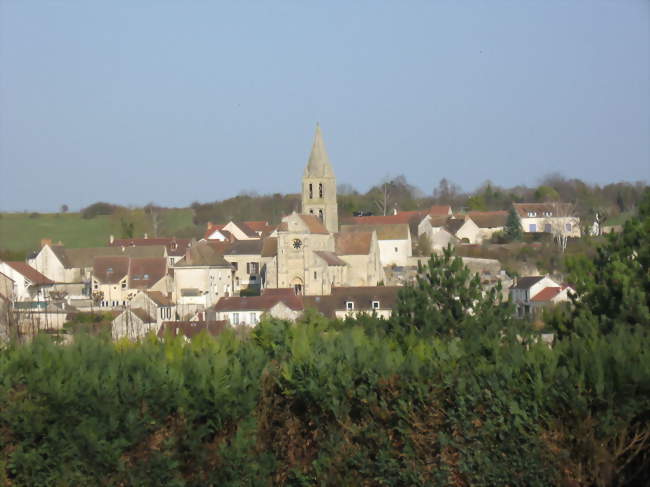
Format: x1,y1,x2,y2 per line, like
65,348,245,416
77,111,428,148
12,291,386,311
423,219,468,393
318,209,323,220
319,183,323,198
309,184,313,199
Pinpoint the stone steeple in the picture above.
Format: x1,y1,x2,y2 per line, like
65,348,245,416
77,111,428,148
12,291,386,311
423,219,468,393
301,124,338,233
304,124,335,179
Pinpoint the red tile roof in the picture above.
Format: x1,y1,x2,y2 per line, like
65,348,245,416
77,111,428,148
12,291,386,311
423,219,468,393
128,257,167,289
4,261,54,285
298,214,329,234
531,287,562,302
429,205,453,216
335,232,372,255
243,221,270,232
93,256,130,284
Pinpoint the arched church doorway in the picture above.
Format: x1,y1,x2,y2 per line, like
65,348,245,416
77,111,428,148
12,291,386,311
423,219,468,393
291,277,304,295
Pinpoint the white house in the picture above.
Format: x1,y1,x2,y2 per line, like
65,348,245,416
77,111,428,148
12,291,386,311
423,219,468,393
509,275,573,318
212,294,304,326
0,261,54,301
513,203,581,238
466,211,508,242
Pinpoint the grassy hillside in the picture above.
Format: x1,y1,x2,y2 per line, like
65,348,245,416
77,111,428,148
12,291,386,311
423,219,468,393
0,209,195,254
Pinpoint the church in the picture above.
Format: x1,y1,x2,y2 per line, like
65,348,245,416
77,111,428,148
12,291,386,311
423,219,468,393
262,125,385,295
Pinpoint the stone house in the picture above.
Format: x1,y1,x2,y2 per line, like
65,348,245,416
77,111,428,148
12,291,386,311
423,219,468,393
109,237,193,267
213,294,304,326
334,231,385,287
91,256,168,308
340,223,412,266
513,203,581,238
303,286,400,320
30,244,167,298
466,211,508,242
172,241,233,317
223,239,264,294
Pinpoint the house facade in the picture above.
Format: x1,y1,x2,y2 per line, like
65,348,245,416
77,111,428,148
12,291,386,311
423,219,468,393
513,203,581,238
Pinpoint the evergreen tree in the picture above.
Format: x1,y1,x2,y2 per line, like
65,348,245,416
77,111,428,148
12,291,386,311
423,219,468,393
562,189,650,335
392,246,514,339
504,206,523,241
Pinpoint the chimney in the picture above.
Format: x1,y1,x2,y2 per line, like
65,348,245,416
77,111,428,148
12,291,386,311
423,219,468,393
109,234,114,244
40,238,52,248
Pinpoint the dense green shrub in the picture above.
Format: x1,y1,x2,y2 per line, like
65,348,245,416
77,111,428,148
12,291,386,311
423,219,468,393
1,201,649,485
81,201,120,219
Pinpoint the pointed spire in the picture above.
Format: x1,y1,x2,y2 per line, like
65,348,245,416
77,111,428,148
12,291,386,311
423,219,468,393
304,123,335,178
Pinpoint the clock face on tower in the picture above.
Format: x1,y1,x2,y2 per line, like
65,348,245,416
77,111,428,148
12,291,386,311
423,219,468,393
292,238,302,249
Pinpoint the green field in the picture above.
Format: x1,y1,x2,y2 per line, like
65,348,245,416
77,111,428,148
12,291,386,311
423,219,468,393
0,209,195,254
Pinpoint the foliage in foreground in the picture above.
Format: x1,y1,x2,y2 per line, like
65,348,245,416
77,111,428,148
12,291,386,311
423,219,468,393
1,194,649,485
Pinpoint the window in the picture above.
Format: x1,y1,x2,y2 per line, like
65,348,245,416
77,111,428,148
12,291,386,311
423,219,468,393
247,262,259,274
529,224,537,232
394,247,398,253
372,300,380,310
314,271,317,279
309,209,314,214
527,211,537,217
309,183,313,199
318,209,323,220
232,313,239,325
319,183,323,198
143,274,149,280
293,239,302,249
250,313,257,324
544,224,552,233
121,281,127,289
346,301,354,311
565,223,572,232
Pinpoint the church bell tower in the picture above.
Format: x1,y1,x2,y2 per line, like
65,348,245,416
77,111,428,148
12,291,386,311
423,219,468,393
301,124,338,233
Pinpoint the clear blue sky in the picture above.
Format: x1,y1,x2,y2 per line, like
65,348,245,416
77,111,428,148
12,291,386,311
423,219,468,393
1,1,648,212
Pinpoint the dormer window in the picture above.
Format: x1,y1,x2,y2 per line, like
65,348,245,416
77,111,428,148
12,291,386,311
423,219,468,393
372,300,380,310
527,211,537,217
107,267,113,273
346,301,354,311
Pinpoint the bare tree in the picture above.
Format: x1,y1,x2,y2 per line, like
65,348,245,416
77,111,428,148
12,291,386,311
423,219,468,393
374,181,393,216
144,203,162,237
544,202,577,253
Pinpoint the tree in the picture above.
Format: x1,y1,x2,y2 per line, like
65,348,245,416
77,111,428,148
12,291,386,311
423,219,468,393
544,202,576,253
60,204,69,214
562,189,650,335
392,246,513,339
144,202,163,237
504,207,523,242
